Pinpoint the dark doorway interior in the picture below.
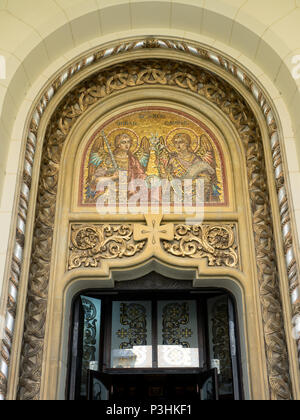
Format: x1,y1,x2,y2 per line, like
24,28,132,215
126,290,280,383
67,273,243,400
87,370,219,401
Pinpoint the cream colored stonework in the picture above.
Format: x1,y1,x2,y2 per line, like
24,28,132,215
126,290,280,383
0,3,299,295
0,0,300,401
27,77,266,399
0,49,296,401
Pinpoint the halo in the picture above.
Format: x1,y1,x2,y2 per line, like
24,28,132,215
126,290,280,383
103,128,139,153
165,127,199,153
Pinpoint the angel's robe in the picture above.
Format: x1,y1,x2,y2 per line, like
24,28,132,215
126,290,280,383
126,152,147,182
167,153,220,201
86,150,147,202
168,153,205,178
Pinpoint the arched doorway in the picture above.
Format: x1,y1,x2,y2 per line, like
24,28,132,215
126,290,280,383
67,273,243,400
2,40,297,400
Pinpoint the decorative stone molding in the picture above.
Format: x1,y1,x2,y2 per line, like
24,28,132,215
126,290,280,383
163,224,239,269
133,215,174,246
68,224,146,270
68,220,239,271
13,59,291,400
0,38,297,400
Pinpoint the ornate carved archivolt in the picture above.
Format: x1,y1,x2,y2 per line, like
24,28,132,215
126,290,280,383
13,59,291,400
163,224,239,269
68,224,146,270
0,38,296,401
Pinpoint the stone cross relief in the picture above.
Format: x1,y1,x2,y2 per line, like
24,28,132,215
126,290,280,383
133,215,174,248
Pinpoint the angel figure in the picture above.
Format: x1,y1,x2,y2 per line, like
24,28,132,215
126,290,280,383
85,132,147,202
166,132,221,202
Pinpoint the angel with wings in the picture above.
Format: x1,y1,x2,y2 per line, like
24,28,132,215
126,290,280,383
166,132,221,202
86,132,149,202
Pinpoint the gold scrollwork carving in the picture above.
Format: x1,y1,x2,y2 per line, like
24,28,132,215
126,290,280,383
17,59,292,401
68,224,146,270
163,224,239,268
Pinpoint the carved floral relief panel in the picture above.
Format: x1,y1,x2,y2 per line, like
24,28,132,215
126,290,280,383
68,224,146,270
163,224,240,269
68,221,240,271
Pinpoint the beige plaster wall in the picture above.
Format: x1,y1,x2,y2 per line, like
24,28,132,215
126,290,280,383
0,0,300,300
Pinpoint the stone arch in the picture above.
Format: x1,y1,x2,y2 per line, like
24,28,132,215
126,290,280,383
1,1,300,198
59,260,248,400
0,38,299,401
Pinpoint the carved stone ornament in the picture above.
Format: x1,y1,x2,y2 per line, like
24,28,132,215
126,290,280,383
163,224,239,268
133,215,174,245
68,220,239,270
10,58,291,400
68,224,146,270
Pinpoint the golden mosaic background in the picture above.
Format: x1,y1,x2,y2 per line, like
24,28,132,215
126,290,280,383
79,107,227,206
